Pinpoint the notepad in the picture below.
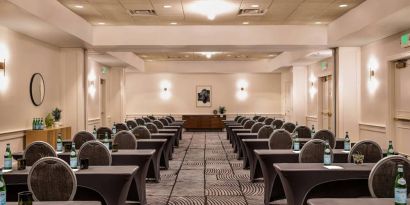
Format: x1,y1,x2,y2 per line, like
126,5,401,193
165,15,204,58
72,168,79,172
56,151,63,154
2,169,12,173
323,165,344,170
342,150,350,153
292,150,301,153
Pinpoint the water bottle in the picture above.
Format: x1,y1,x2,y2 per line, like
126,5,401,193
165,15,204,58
70,143,77,169
293,133,300,151
0,169,6,205
394,164,407,205
323,141,332,165
112,122,117,134
344,132,351,151
92,125,97,138
311,125,316,138
388,140,395,156
3,144,12,171
56,133,63,152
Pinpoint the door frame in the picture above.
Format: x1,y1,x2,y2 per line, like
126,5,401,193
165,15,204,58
100,78,107,127
387,51,410,146
318,75,334,130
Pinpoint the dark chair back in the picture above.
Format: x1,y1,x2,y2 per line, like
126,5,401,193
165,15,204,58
234,116,242,121
241,118,250,126
237,117,246,124
299,139,333,163
281,122,296,133
313,130,336,148
126,120,138,130
348,140,383,163
135,118,146,125
257,117,266,122
252,116,260,121
146,122,159,133
271,119,284,130
293,126,312,139
257,125,275,139
153,120,165,129
165,117,173,124
148,116,156,120
168,116,176,122
24,141,57,166
243,120,256,129
143,117,151,123
250,122,264,133
159,118,169,126
78,141,111,166
115,123,129,132
113,131,137,149
268,129,292,149
72,131,96,149
368,155,410,198
131,126,152,139
264,118,274,125
96,127,113,140
28,157,76,201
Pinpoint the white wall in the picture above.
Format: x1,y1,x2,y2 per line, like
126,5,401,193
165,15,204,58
125,73,282,116
291,66,307,125
0,26,62,159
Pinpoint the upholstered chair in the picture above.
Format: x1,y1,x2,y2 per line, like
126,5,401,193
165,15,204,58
142,117,151,123
243,120,256,129
153,120,165,129
135,118,146,125
28,157,77,201
257,125,275,139
271,119,284,130
113,130,138,149
313,130,336,149
126,120,138,130
78,141,112,166
132,126,152,139
96,127,113,140
263,118,274,125
160,118,170,126
115,123,128,132
268,129,292,149
72,131,96,149
348,140,383,163
299,139,333,163
145,123,159,134
257,117,266,122
24,141,57,166
250,122,264,133
281,122,296,133
293,126,312,139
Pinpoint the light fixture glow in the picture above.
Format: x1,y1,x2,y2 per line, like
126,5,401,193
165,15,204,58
242,22,249,25
199,52,218,59
186,0,237,21
170,22,178,25
367,57,379,94
160,80,172,100
339,4,348,8
163,5,172,8
97,22,106,25
309,74,317,99
315,21,322,24
251,4,259,8
74,5,84,8
236,80,249,101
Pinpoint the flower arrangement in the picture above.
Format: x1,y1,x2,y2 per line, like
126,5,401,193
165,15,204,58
45,113,54,128
52,108,62,122
218,106,226,115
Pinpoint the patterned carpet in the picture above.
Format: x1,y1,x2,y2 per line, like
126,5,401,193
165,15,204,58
146,132,265,205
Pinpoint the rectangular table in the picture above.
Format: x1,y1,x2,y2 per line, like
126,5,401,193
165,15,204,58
8,202,101,205
307,198,394,205
242,137,348,178
158,128,179,146
274,163,374,205
150,133,176,169
254,149,350,205
137,139,166,182
13,149,154,205
4,166,138,205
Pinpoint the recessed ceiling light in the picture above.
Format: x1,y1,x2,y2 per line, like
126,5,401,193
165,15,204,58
227,54,232,57
97,22,106,25
251,4,259,8
141,55,147,58
339,4,348,8
74,5,84,9
163,5,172,8
170,22,178,25
269,54,276,57
242,22,249,25
186,1,236,21
314,21,322,24
184,55,190,58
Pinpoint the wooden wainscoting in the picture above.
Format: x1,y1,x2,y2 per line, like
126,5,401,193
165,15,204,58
358,122,387,147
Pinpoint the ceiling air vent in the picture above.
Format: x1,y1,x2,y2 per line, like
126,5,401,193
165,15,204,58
238,9,266,16
127,9,157,16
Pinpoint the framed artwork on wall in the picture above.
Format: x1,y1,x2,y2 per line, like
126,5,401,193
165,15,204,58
196,85,212,107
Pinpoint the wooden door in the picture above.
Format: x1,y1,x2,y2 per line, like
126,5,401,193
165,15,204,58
320,75,333,131
100,79,107,127
393,60,410,153
284,81,293,122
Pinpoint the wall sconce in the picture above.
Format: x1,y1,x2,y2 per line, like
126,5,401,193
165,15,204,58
367,57,379,94
0,59,5,76
309,74,317,99
369,69,375,80
88,81,96,97
236,79,248,101
160,80,171,100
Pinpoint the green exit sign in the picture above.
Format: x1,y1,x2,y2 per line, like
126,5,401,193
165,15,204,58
401,33,409,48
101,66,109,74
321,62,328,70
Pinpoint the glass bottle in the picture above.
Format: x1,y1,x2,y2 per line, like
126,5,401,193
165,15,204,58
103,133,110,150
56,133,63,152
311,125,316,138
293,133,300,151
395,164,407,205
3,144,12,171
32,118,35,130
0,169,6,205
112,122,117,134
323,141,332,165
70,142,77,169
344,132,351,151
388,140,395,156
92,125,97,138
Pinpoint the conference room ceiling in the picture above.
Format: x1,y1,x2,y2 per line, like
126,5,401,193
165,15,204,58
135,51,281,61
57,0,365,26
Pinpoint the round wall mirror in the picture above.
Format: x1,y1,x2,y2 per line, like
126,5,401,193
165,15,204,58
30,73,45,106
